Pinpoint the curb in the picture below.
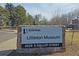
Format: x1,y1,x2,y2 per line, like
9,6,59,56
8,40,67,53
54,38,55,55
0,50,13,56
0,29,17,33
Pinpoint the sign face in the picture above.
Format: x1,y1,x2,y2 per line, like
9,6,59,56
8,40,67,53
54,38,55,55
19,25,64,48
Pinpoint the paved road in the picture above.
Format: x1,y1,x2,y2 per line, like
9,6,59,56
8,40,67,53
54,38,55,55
0,30,17,56
0,30,16,43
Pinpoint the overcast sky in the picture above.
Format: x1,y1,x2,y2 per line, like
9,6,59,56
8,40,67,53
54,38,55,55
0,3,79,20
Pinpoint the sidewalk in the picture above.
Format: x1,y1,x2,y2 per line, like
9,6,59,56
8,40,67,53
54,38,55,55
1,29,17,33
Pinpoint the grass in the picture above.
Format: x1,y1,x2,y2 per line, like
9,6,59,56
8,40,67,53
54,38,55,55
49,31,79,56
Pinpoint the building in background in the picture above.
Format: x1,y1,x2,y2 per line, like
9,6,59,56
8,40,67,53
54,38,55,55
66,17,79,30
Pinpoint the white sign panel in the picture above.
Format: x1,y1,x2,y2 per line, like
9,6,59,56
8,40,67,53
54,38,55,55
20,25,64,48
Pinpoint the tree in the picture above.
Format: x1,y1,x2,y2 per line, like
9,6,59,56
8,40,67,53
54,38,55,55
5,3,14,12
39,17,48,25
15,5,27,25
0,6,10,26
0,6,5,26
33,14,42,25
5,3,16,27
50,15,69,25
26,13,33,25
50,16,60,25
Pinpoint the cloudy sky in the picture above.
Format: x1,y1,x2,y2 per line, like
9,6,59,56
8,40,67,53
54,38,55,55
0,3,79,20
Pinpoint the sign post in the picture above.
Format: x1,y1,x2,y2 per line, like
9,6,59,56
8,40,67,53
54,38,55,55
17,25,65,54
